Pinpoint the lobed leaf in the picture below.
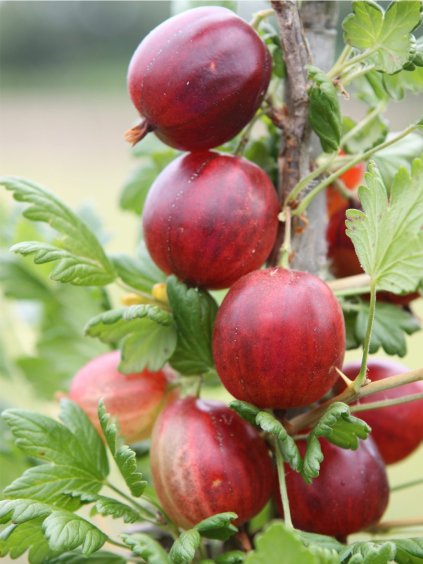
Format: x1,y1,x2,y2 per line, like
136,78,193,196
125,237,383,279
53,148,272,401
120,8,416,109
346,159,423,294
169,529,201,564
0,177,116,286
0,518,54,564
93,496,140,524
167,276,218,375
195,512,238,541
98,401,147,497
121,533,170,563
255,412,302,472
308,66,341,153
110,251,165,294
85,304,176,373
42,510,107,555
343,1,422,74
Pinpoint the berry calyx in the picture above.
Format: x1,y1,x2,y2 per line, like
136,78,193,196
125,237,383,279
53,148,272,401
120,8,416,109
127,7,271,150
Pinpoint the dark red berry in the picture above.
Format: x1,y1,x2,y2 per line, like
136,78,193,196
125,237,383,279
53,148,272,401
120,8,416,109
143,151,279,290
212,268,346,408
150,397,273,529
341,359,423,464
127,7,271,150
275,438,389,538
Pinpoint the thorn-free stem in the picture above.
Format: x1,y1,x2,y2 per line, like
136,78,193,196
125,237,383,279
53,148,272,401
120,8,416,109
274,438,294,530
350,391,423,412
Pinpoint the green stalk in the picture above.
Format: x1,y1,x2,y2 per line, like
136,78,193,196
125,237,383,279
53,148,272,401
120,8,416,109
250,8,275,29
327,48,376,79
391,479,423,493
329,44,353,77
341,63,376,86
293,124,417,216
354,281,377,391
286,153,338,204
280,207,292,269
274,439,293,530
351,391,423,412
107,481,158,522
341,104,385,146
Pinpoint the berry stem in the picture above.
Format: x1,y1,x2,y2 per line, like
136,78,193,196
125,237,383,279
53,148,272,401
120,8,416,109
280,206,292,269
327,273,371,297
367,517,423,533
340,103,385,147
274,437,294,530
250,8,275,30
288,366,423,433
391,478,423,493
350,391,423,413
354,281,377,391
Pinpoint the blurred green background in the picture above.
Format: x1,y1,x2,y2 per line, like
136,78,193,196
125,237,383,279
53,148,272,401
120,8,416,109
0,0,422,541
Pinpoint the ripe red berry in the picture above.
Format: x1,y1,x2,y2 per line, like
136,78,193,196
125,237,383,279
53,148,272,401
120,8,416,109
143,151,279,290
68,351,176,443
275,438,389,538
127,7,271,150
150,397,273,529
338,150,366,191
212,268,346,409
341,359,423,464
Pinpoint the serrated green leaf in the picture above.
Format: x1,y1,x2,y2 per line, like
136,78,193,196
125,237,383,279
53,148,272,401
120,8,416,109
394,537,423,563
373,132,423,187
346,159,423,294
298,531,344,554
302,403,370,483
110,252,165,294
308,66,341,153
229,400,261,426
85,304,176,373
195,512,238,541
340,541,396,563
0,519,54,564
42,510,107,555
343,1,422,74
355,300,420,357
46,551,126,563
0,177,116,286
98,402,147,497
0,498,52,524
169,529,201,564
0,252,51,301
121,533,171,564
383,67,423,100
255,412,302,472
59,399,108,479
342,113,388,154
244,521,319,564
167,276,218,375
93,496,140,524
215,551,245,564
4,465,100,507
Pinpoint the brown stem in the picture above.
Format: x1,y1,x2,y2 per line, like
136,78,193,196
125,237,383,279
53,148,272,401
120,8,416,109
288,367,423,433
367,517,423,533
124,118,154,146
268,0,310,266
327,273,371,293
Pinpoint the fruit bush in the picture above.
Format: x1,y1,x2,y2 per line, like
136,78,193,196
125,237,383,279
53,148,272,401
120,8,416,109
1,1,423,563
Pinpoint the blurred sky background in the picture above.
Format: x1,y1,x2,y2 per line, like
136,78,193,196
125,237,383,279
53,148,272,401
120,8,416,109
0,0,422,529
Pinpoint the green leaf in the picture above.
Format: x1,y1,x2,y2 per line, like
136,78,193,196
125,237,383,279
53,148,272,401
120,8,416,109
394,538,423,563
298,531,344,554
343,1,422,74
167,276,218,375
42,510,107,555
93,496,140,524
46,551,126,563
169,529,201,564
98,401,147,497
302,403,370,483
215,551,245,564
308,66,341,153
121,533,171,564
85,304,177,373
342,113,388,154
0,498,52,524
120,161,159,215
255,412,302,472
346,159,423,294
341,541,396,563
0,177,116,286
355,300,421,357
244,521,325,564
110,252,165,294
382,67,423,100
0,519,54,564
195,512,238,541
373,132,423,187
0,252,51,301
229,400,260,426
414,36,423,67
